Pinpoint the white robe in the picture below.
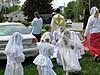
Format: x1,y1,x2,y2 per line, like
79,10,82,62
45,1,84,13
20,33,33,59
84,14,100,37
5,53,25,75
33,42,56,75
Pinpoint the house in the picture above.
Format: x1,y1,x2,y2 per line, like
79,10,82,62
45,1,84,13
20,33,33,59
4,11,27,21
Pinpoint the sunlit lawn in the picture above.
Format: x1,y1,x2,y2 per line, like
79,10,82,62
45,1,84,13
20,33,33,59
1,52,100,75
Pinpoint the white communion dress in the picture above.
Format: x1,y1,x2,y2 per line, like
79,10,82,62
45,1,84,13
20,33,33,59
5,53,25,75
4,32,25,75
59,39,81,72
33,42,56,75
71,31,85,59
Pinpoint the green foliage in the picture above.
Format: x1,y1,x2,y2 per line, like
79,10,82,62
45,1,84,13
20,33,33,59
6,5,21,14
74,0,100,22
83,0,100,10
0,8,6,22
65,24,72,28
0,14,5,22
64,1,76,21
64,0,85,22
77,0,84,15
1,52,100,75
21,20,31,26
0,51,100,75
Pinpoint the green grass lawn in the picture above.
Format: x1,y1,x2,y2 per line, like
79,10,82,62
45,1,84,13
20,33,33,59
1,52,100,75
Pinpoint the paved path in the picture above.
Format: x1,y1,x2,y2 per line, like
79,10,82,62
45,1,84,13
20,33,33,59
68,22,83,31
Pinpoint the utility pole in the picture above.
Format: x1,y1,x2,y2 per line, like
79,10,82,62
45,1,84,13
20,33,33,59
8,0,10,7
74,2,76,22
89,0,91,11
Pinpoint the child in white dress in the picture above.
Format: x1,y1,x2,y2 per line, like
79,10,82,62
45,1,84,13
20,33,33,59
4,32,25,75
33,36,56,75
52,26,65,65
58,30,81,75
70,31,85,59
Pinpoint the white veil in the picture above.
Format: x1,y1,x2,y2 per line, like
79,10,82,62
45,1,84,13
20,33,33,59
60,29,72,47
90,6,98,15
4,32,23,56
60,30,82,71
53,26,65,41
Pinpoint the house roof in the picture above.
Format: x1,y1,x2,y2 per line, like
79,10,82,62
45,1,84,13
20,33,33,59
6,11,24,17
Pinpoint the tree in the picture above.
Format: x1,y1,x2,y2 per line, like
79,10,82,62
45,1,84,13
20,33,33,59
82,0,100,10
0,8,5,22
6,5,21,14
64,0,100,22
78,0,100,21
91,0,100,10
64,1,76,21
23,0,53,20
2,0,20,6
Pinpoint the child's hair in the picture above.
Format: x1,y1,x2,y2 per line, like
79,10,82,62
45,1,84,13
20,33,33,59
34,11,40,18
45,38,50,42
45,25,51,31
63,30,71,39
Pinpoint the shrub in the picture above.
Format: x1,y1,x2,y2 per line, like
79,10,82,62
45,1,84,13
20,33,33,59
21,20,31,27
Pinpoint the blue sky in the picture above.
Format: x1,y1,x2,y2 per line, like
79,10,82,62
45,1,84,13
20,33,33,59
20,0,76,8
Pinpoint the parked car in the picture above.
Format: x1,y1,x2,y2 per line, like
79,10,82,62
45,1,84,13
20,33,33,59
0,22,38,59
65,19,72,24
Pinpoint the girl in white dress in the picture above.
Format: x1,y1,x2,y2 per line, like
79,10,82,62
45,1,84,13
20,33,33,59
52,26,64,65
71,31,84,59
58,30,81,75
33,36,56,75
4,32,25,75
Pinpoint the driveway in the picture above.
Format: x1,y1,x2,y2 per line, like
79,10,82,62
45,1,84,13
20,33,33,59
68,22,83,31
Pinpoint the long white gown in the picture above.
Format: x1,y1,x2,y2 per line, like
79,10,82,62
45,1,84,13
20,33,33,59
58,30,81,72
5,53,25,75
71,31,85,59
52,30,62,65
59,40,81,72
52,30,61,58
33,42,56,75
4,32,25,75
